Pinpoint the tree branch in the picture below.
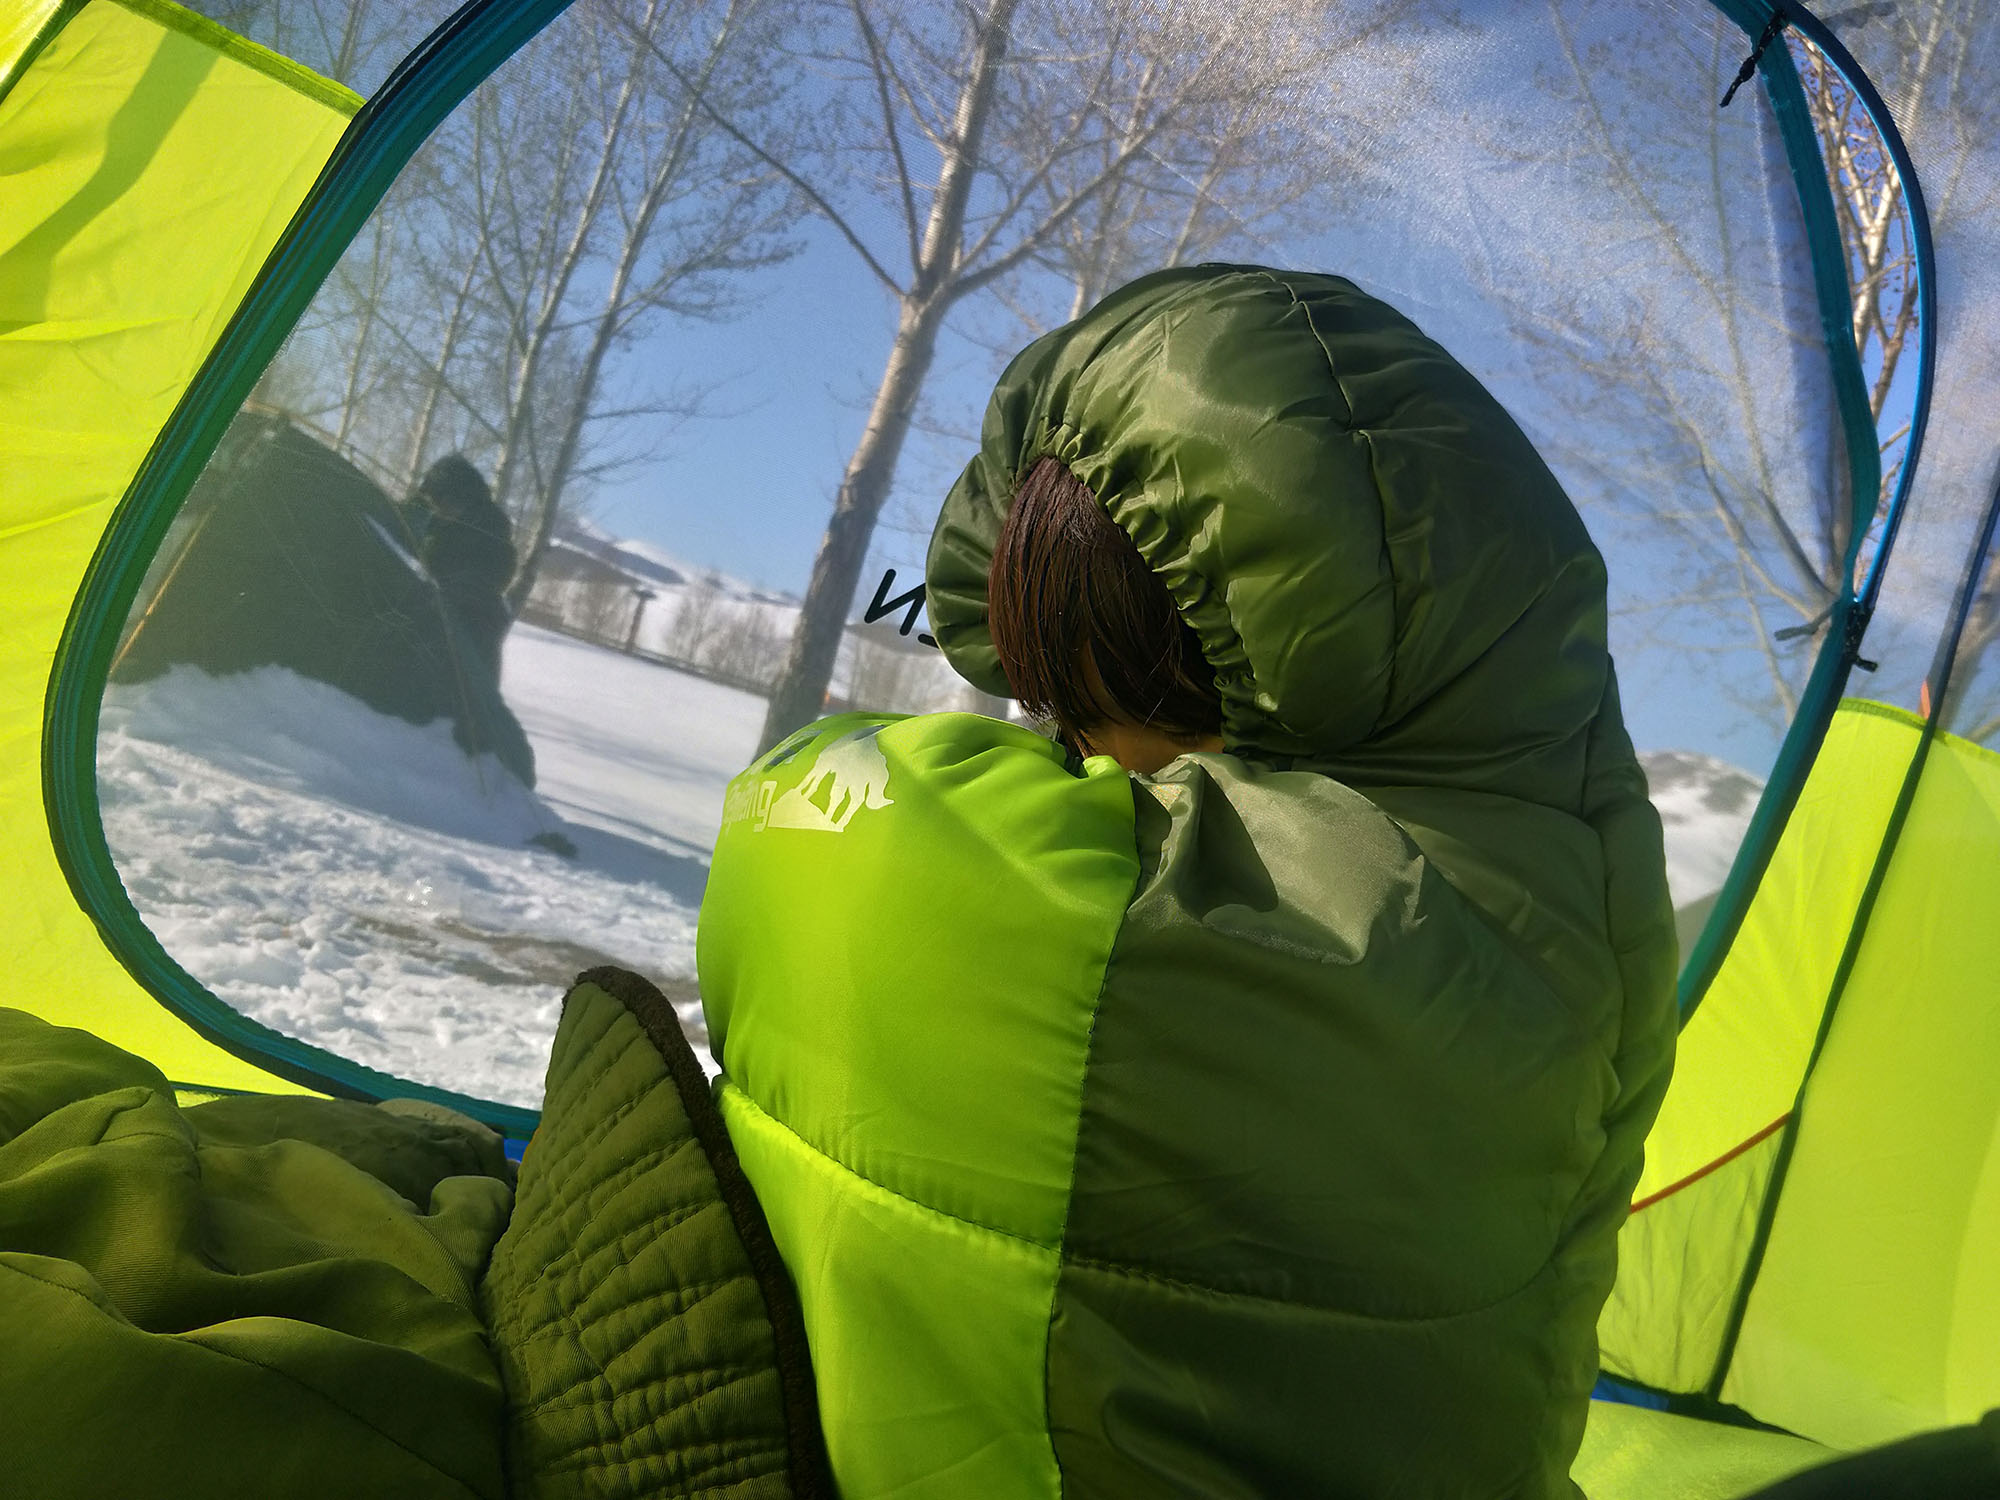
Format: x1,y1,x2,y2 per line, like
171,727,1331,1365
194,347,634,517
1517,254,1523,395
850,0,924,271
617,12,906,295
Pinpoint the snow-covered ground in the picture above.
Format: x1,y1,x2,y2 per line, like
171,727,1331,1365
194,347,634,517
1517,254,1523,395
98,626,1766,1114
100,627,764,1106
504,625,764,860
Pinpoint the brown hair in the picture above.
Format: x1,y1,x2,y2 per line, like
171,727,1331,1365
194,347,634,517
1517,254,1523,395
986,456,1221,751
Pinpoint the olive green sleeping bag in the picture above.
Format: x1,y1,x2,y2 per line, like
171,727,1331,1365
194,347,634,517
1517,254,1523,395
698,265,1679,1498
0,975,832,1500
0,1007,516,1500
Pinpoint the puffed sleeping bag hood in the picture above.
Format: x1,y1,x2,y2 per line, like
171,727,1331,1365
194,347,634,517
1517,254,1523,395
928,263,1607,804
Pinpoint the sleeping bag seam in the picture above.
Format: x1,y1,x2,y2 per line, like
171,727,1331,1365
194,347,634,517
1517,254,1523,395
1062,1249,1562,1323
502,1265,740,1361
522,1357,764,1425
1043,782,1149,1500
721,1084,1056,1253
1260,269,1401,731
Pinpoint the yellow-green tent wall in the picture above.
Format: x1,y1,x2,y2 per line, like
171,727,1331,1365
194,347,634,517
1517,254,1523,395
0,0,355,1092
1602,699,2000,1452
1728,716,2000,1446
1599,703,1916,1394
6,3,1998,1492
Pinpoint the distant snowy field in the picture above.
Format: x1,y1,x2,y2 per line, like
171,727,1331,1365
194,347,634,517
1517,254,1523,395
98,623,1762,1113
100,626,763,1106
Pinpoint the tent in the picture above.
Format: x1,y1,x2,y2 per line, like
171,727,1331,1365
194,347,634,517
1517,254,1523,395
3,0,1997,1492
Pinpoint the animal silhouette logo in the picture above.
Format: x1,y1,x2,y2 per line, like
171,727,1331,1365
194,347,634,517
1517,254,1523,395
762,725,895,832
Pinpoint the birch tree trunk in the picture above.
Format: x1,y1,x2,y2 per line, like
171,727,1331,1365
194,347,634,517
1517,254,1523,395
761,294,952,739
757,0,1018,745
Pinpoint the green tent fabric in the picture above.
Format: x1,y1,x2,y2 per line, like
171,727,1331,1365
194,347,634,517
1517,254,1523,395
1574,1401,1826,1499
699,266,1679,1498
1595,700,2000,1451
0,1006,516,1499
113,411,537,787
0,0,357,1094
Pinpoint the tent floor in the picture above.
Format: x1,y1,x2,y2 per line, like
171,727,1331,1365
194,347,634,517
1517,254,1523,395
1574,1398,1827,1498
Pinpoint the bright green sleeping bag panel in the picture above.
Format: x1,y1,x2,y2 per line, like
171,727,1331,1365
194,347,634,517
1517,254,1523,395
702,712,1138,1498
699,267,1679,1499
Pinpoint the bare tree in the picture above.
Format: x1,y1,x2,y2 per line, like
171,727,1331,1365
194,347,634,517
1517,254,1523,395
663,570,733,664
623,0,1398,749
1450,7,1969,739
570,571,640,641
708,601,786,683
1831,5,2000,739
1002,0,1423,327
249,0,802,607
846,632,923,713
1801,39,1918,479
196,0,433,93
451,0,799,609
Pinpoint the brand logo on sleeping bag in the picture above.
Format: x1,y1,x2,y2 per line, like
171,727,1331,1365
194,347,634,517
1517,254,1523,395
739,725,895,833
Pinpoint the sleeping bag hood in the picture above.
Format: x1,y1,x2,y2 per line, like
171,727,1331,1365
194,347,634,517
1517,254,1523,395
929,264,1604,783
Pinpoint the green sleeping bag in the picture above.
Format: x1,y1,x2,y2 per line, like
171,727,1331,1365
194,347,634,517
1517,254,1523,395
698,266,1680,1498
0,1007,514,1499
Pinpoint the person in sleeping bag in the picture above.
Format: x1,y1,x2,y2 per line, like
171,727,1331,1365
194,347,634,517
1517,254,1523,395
695,264,1678,1500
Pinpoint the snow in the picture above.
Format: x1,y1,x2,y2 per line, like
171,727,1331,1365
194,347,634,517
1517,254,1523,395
503,625,765,860
98,629,766,1107
556,517,768,598
107,665,557,847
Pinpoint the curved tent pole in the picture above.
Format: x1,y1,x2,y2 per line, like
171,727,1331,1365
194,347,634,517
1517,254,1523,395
1810,3,1938,607
1676,0,1937,1018
42,0,578,1140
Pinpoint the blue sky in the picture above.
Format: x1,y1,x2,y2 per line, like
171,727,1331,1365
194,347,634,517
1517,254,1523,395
581,215,1038,600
